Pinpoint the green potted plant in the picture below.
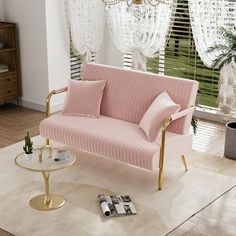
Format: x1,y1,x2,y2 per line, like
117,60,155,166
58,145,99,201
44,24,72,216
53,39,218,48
207,27,236,119
191,116,198,135
23,132,33,159
207,27,236,159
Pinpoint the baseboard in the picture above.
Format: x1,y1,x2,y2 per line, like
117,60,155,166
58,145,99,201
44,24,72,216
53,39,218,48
20,99,45,112
20,99,63,113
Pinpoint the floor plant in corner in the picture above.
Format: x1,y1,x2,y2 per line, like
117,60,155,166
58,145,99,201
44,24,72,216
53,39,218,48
207,27,236,159
207,27,236,120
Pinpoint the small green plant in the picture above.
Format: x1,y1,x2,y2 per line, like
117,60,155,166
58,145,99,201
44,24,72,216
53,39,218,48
207,27,236,69
23,132,33,154
191,116,198,135
207,27,236,119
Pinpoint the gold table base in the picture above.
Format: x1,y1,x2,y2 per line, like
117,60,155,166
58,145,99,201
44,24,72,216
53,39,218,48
29,193,65,211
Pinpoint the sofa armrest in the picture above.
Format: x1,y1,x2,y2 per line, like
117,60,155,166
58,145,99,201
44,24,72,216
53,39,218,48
54,86,68,94
170,106,195,122
46,86,68,118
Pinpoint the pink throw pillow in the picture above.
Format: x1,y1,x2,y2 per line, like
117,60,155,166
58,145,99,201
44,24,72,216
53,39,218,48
62,80,106,117
140,91,180,142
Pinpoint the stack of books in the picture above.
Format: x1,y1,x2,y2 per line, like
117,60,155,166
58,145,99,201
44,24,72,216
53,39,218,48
0,64,9,73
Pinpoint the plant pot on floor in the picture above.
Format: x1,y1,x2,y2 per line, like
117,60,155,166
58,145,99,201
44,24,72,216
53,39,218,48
224,122,236,160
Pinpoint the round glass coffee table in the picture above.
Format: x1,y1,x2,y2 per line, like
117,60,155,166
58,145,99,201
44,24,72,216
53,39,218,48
15,146,76,211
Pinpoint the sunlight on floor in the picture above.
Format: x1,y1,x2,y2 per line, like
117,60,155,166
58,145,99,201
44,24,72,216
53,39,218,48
192,119,225,154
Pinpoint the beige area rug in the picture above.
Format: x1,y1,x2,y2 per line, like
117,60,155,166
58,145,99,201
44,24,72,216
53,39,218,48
1,136,236,236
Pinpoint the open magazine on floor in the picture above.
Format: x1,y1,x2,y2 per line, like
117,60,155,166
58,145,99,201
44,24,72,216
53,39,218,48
98,194,137,217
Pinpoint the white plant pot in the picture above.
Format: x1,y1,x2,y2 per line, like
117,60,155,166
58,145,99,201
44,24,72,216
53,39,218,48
24,153,33,160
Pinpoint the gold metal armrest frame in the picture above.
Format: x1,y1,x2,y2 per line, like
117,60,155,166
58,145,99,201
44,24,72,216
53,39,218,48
45,90,56,146
45,89,67,145
46,90,56,118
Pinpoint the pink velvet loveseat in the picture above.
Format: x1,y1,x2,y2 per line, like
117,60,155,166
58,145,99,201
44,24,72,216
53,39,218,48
40,63,199,189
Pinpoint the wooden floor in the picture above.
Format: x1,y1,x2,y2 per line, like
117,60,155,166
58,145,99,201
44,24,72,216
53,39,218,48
0,104,45,148
0,104,234,236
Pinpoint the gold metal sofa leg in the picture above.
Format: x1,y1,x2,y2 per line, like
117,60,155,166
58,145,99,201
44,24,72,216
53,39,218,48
158,149,164,190
181,155,188,171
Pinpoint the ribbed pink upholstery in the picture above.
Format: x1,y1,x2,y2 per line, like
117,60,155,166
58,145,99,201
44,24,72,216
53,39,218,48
40,114,192,170
83,63,198,135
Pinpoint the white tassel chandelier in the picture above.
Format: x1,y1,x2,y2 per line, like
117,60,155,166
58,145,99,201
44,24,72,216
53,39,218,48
103,0,176,70
101,0,165,7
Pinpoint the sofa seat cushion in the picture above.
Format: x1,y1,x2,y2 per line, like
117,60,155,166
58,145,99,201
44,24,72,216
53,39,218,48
40,114,192,170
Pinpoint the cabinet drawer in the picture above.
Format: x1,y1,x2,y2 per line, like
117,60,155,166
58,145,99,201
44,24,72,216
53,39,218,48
0,74,18,101
0,88,18,101
0,74,17,88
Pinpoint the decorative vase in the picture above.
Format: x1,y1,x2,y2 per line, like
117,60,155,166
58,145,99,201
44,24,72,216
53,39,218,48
224,122,236,160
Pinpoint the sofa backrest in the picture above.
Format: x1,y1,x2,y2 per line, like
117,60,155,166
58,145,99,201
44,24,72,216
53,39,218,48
83,63,199,135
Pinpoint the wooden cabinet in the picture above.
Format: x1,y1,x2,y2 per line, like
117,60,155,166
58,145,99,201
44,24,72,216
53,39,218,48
0,22,20,104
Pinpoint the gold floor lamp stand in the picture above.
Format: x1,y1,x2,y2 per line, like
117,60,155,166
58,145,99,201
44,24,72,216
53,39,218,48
29,171,65,211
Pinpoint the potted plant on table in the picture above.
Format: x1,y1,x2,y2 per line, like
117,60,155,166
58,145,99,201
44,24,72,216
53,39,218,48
207,27,236,159
23,132,33,159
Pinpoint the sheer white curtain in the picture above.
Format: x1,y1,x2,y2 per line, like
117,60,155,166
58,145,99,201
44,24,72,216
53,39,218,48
106,0,177,70
65,0,105,64
189,0,235,68
189,0,236,118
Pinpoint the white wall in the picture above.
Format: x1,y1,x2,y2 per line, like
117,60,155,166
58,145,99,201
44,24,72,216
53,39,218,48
44,0,70,109
2,0,70,111
3,0,49,110
0,0,4,20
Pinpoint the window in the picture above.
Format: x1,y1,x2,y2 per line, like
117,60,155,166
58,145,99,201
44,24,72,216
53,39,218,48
123,53,133,69
70,44,96,80
145,0,221,108
70,48,82,80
